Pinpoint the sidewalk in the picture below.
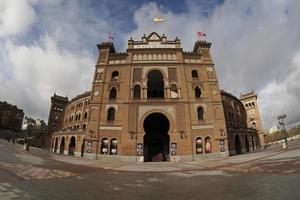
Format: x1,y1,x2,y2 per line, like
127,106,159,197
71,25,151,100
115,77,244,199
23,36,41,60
4,139,300,172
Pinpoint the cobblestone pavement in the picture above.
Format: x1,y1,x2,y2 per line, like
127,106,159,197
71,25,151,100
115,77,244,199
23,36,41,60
0,162,76,180
0,182,28,200
0,139,300,200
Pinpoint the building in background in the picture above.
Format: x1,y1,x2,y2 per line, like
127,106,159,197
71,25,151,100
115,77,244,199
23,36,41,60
221,90,261,155
0,101,24,132
48,32,264,161
45,94,69,149
269,125,279,134
240,91,265,145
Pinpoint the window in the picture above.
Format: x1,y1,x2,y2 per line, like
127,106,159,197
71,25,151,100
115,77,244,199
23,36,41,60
109,87,117,99
197,107,204,120
195,86,202,98
82,124,86,130
133,85,141,99
205,137,212,153
170,84,179,98
107,108,115,121
101,138,109,154
84,111,88,119
252,122,256,129
195,137,203,154
147,70,164,98
111,71,119,80
192,70,198,78
110,139,118,155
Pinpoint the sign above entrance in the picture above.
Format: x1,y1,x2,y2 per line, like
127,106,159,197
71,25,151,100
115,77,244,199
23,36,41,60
192,125,214,130
133,42,176,49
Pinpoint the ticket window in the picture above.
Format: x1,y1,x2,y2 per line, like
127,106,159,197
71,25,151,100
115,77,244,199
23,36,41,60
110,139,118,155
196,137,203,154
205,137,212,153
101,138,109,154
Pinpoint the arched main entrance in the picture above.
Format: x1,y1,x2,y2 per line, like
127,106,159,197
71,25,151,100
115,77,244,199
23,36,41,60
235,135,242,155
143,113,170,162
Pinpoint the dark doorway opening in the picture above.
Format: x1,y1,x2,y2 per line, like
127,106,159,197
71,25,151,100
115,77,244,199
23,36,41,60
68,136,76,156
81,138,85,157
252,136,255,151
147,70,164,98
143,113,170,162
60,137,65,154
54,138,58,152
245,135,250,152
235,135,242,154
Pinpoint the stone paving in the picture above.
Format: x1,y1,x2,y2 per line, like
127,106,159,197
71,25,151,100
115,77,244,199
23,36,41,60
0,162,76,180
0,183,27,199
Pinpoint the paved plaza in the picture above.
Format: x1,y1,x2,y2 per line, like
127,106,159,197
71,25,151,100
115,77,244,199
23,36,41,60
0,139,300,200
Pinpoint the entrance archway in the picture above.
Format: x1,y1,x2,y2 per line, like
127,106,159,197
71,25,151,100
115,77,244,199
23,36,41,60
245,135,250,152
60,137,65,154
54,138,58,152
235,135,242,154
81,138,85,157
68,136,76,156
147,70,164,98
143,113,170,162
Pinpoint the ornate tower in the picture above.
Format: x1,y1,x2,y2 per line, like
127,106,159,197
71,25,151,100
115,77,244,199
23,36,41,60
46,94,68,149
240,91,264,145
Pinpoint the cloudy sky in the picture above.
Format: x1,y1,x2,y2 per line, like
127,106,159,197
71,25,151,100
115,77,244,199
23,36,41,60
0,0,299,130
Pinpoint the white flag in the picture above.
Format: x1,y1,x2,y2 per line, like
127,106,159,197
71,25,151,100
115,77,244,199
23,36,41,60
153,17,165,23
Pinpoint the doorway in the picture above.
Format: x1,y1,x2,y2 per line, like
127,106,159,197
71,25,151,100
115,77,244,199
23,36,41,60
143,113,170,162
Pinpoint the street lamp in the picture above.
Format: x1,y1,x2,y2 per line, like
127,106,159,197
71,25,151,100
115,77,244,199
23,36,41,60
278,114,288,149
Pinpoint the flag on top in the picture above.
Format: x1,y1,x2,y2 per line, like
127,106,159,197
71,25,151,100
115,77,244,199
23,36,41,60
153,17,165,23
197,32,207,37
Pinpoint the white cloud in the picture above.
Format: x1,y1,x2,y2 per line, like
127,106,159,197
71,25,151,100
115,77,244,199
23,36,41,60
0,0,299,131
1,34,94,119
0,0,37,37
127,0,300,129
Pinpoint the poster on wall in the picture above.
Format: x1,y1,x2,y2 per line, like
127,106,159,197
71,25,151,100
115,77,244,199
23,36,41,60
220,140,225,152
171,143,177,156
136,143,143,156
87,141,92,153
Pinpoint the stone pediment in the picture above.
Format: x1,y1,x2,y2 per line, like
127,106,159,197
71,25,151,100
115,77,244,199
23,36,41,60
147,32,161,41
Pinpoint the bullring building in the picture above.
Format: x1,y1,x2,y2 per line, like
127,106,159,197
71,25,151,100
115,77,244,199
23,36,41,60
48,32,264,161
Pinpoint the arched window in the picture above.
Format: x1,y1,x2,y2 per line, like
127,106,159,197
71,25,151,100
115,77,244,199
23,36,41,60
252,122,256,129
107,108,115,121
82,124,86,130
101,138,109,154
195,137,203,154
109,87,117,99
111,71,119,80
147,70,164,98
78,113,81,120
110,139,118,155
170,84,179,98
84,111,88,119
197,107,204,120
133,85,141,99
195,86,202,98
205,137,212,153
192,70,198,78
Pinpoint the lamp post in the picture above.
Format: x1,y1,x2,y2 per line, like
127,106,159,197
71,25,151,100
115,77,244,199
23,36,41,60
278,114,288,149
